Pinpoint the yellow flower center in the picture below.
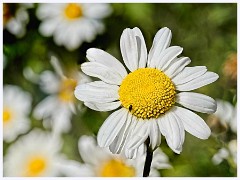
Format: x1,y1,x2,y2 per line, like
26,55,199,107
99,159,135,177
24,156,47,177
58,78,77,102
64,3,83,19
119,68,176,119
3,108,12,124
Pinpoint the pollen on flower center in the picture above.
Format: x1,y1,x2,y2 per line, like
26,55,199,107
119,68,176,119
58,78,77,102
25,156,47,176
64,3,83,19
3,108,12,124
99,159,135,177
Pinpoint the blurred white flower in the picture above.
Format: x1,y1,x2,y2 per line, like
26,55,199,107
212,148,229,165
214,99,237,133
212,139,237,166
33,56,90,135
74,27,219,158
3,85,32,142
36,3,112,51
59,135,171,177
3,3,32,38
228,139,237,165
4,129,65,177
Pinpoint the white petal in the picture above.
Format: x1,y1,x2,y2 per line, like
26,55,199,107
58,160,95,177
50,55,65,78
78,135,109,166
120,28,139,72
148,27,172,67
176,92,217,114
164,57,191,78
109,111,133,154
3,117,30,143
38,16,61,37
176,71,219,91
83,3,112,19
74,81,119,103
173,106,211,139
158,112,184,154
172,66,207,85
33,96,58,120
214,99,235,123
86,48,127,78
52,106,72,134
81,62,123,85
151,149,172,169
61,23,83,50
125,148,138,159
84,101,121,112
149,119,161,150
126,119,149,150
36,4,63,19
132,27,148,68
97,108,128,147
156,46,183,70
39,70,60,94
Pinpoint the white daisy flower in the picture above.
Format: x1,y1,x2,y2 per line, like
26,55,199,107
3,85,32,142
59,135,171,177
228,139,237,165
212,139,237,166
4,129,64,177
74,27,219,158
33,56,90,135
213,99,237,133
36,3,112,51
3,3,32,38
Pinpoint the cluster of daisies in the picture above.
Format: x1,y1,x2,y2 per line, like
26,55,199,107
3,59,171,177
3,3,236,178
4,3,112,50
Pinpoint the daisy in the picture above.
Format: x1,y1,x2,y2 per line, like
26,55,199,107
213,99,237,133
33,56,90,135
4,129,65,177
3,3,32,38
74,27,219,158
212,139,237,166
59,135,171,177
210,100,237,166
36,3,112,51
3,85,32,142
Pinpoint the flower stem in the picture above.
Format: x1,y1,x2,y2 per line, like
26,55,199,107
143,138,153,177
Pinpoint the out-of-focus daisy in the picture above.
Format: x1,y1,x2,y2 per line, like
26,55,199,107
228,140,237,165
36,3,112,51
212,139,237,166
33,56,90,135
59,135,171,177
4,129,64,177
75,27,219,158
209,99,237,133
3,3,32,38
3,85,32,142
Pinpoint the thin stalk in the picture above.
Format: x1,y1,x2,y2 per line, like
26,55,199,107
143,137,153,177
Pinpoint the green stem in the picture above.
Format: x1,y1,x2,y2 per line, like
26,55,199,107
143,138,153,177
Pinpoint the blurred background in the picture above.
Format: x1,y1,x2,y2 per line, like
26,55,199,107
3,3,237,177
